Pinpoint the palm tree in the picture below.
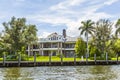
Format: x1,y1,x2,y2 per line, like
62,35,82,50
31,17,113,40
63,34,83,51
115,19,120,37
79,20,95,60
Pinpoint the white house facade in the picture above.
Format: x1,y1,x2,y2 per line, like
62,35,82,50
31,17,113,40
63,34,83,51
26,29,77,57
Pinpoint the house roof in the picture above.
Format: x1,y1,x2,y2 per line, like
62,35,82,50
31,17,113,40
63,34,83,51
39,32,78,42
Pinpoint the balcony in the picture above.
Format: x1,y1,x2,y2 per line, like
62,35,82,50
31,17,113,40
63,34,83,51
64,48,75,50
42,48,58,50
26,49,40,51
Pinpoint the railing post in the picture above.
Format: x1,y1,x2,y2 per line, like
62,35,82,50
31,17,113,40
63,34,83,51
81,56,83,61
94,54,96,64
117,54,119,64
61,53,63,65
74,54,76,65
106,52,108,64
3,53,6,66
34,53,36,66
49,53,51,66
18,54,21,66
86,53,88,64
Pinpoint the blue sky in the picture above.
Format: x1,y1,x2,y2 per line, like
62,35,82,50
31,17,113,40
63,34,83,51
0,0,120,38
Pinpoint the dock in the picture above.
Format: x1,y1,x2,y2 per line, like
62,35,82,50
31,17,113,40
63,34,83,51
0,60,119,67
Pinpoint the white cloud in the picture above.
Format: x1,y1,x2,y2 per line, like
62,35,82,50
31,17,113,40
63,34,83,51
50,0,86,11
104,0,119,5
38,31,51,38
27,14,71,25
14,0,25,2
26,0,118,38
0,0,119,38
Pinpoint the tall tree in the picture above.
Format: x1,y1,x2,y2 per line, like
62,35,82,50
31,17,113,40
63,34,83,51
1,17,37,55
75,38,86,58
79,20,95,58
115,19,120,37
113,39,120,55
89,39,100,57
24,24,38,56
93,19,114,57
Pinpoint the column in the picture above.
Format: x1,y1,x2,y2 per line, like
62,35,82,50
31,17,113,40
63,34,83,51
57,42,59,54
42,43,43,56
51,42,52,48
28,45,30,56
61,42,63,50
39,43,41,55
60,42,62,56
31,45,33,56
60,42,63,65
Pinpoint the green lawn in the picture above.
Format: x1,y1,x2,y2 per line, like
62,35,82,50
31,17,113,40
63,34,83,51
111,57,120,61
26,56,82,62
23,56,91,62
0,56,119,62
0,58,3,61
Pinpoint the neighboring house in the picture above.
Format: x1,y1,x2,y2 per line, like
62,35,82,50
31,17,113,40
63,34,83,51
26,29,77,57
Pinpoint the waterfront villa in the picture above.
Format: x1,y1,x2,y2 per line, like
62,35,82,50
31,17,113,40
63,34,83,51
26,29,77,57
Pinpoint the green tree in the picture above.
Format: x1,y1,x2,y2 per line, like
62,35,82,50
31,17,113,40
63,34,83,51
93,19,115,58
115,19,120,36
1,17,37,55
0,32,12,55
79,20,95,57
113,39,120,55
24,24,38,56
89,39,100,57
75,38,86,58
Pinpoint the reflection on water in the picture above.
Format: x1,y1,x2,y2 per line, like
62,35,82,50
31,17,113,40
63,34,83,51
1,68,33,80
0,65,119,80
87,66,117,80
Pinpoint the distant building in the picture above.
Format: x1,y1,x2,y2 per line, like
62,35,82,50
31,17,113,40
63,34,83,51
26,29,77,57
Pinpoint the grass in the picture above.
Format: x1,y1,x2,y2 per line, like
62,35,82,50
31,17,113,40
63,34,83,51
111,57,120,61
0,58,3,61
0,56,119,62
26,56,82,62
23,56,91,62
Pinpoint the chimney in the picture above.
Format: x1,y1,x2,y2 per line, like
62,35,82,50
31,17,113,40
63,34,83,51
63,29,66,38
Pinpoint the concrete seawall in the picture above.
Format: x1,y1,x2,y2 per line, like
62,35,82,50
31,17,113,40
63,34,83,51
0,61,119,67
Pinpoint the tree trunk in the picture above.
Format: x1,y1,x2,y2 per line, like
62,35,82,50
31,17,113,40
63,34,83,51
86,32,88,63
86,32,89,57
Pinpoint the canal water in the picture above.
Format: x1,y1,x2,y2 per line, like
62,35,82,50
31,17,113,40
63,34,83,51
0,65,120,80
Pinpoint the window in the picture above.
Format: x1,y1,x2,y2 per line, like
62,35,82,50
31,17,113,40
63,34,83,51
53,37,55,40
59,37,61,39
56,37,58,40
51,37,53,40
